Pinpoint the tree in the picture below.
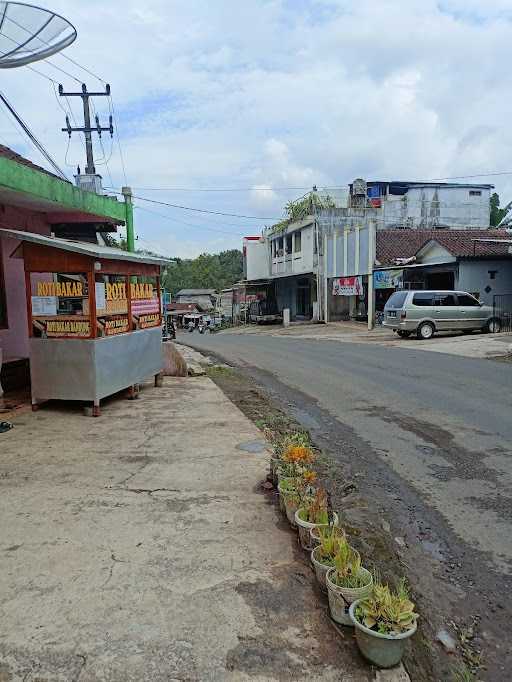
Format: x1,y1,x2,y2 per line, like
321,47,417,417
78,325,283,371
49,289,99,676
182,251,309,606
162,249,243,295
490,192,512,227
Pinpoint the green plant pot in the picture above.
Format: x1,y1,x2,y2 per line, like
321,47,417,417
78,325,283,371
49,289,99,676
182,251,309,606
349,600,417,668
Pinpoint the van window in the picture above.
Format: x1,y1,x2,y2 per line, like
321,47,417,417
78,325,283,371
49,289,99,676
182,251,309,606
385,291,408,308
434,293,457,306
412,293,434,306
457,293,480,306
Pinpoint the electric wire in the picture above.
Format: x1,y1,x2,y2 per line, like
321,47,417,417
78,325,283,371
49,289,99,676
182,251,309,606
135,205,246,237
115,191,280,220
0,91,68,180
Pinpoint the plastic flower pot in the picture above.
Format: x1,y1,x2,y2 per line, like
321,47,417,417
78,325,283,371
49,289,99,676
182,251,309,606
309,526,321,550
310,545,335,593
326,567,372,626
277,479,296,521
294,509,339,551
284,496,299,527
269,456,280,487
349,600,417,668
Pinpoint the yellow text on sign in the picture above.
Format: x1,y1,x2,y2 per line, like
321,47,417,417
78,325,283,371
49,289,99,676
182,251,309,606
37,281,83,297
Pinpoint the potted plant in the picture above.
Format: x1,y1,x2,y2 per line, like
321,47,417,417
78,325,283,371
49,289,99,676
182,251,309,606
294,488,339,551
276,445,316,526
326,541,372,626
310,525,345,593
349,579,418,668
270,432,311,486
277,476,300,522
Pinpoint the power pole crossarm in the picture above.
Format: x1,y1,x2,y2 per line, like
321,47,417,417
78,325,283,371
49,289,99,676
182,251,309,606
58,83,112,177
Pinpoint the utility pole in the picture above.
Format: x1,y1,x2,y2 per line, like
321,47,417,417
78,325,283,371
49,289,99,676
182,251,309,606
59,83,113,176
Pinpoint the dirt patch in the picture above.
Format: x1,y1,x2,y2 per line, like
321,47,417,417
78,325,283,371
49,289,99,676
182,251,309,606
208,362,476,682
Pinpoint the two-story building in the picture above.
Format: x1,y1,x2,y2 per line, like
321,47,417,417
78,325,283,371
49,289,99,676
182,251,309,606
243,178,499,325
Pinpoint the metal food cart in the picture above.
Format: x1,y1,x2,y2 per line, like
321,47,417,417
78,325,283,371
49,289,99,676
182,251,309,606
2,228,167,416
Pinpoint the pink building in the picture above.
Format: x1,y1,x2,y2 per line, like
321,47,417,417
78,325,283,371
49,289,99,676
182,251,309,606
0,145,126,393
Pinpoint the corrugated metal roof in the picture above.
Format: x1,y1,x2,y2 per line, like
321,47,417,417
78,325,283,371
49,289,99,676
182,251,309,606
0,228,169,265
176,289,216,296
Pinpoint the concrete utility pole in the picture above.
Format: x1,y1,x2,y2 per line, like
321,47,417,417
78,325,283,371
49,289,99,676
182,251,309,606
59,83,113,175
367,219,376,331
121,186,135,253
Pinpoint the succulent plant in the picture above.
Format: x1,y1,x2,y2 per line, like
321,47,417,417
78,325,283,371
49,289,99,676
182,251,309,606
355,578,418,636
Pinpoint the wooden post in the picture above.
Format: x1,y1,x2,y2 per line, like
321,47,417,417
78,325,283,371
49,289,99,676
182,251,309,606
87,270,97,338
24,270,33,337
127,273,133,331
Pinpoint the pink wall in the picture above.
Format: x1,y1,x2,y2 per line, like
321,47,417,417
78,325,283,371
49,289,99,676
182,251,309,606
0,206,51,361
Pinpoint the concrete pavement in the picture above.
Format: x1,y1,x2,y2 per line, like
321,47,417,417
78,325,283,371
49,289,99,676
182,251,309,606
0,375,374,681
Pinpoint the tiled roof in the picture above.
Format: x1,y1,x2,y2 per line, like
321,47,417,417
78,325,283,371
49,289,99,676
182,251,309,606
0,144,68,182
166,302,203,312
376,229,512,265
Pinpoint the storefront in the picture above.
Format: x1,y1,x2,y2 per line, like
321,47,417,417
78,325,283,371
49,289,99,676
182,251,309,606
1,228,166,415
330,275,368,321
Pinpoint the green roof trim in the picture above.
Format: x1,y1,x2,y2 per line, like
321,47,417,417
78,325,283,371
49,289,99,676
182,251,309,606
0,154,126,223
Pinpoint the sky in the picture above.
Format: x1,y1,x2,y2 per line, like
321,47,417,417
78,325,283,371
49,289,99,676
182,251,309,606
0,0,511,258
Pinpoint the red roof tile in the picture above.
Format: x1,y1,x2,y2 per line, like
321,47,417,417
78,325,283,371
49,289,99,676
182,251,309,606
376,229,512,265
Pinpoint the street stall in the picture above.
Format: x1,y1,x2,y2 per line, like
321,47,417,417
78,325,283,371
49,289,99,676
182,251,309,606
1,228,167,416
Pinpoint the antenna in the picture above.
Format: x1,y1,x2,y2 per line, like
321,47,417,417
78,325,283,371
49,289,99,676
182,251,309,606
59,82,113,193
0,2,76,68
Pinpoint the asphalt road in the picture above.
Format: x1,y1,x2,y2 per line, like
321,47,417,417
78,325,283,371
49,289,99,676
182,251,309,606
183,329,512,677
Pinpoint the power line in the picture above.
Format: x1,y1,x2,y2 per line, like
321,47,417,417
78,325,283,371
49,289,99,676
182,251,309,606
106,185,319,192
0,91,68,180
108,190,280,220
108,95,128,186
135,205,246,236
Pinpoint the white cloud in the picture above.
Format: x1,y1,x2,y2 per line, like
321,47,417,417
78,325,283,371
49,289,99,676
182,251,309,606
0,0,511,257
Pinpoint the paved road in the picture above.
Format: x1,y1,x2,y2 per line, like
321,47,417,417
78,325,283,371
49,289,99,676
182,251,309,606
183,330,512,677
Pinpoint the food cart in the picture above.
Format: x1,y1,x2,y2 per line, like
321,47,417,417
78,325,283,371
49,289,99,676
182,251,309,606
3,228,167,416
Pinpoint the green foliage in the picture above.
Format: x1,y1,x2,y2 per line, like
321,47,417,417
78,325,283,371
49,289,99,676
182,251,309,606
163,249,243,294
490,192,512,227
315,526,345,567
355,578,418,636
332,542,368,589
268,192,337,236
298,488,329,524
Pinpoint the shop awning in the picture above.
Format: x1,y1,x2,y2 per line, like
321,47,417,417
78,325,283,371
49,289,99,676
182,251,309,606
0,228,169,266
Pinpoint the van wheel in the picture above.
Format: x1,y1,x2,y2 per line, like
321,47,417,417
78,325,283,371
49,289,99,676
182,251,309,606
485,318,501,334
417,322,435,340
397,330,411,338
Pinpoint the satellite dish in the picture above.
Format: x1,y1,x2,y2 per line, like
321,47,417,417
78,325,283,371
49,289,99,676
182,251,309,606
0,2,76,69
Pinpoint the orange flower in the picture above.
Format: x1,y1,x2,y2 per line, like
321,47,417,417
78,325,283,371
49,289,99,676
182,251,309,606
303,470,317,485
283,445,315,465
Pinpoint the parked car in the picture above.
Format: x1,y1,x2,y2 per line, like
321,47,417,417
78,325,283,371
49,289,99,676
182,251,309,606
383,290,501,339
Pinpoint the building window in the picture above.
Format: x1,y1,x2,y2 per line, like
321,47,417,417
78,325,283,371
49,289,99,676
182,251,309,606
277,236,284,257
0,246,7,329
488,270,497,280
469,190,482,196
285,234,292,255
294,231,302,252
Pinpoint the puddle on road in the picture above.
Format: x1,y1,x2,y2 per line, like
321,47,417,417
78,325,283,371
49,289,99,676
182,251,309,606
291,407,321,431
238,440,267,453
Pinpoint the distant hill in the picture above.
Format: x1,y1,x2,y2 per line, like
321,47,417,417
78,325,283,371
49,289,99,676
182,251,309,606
163,249,243,295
